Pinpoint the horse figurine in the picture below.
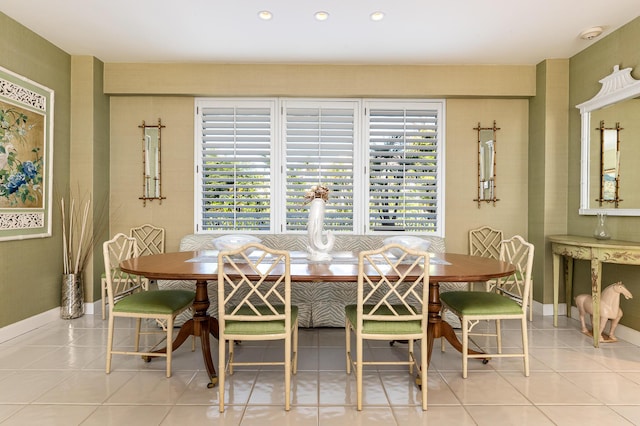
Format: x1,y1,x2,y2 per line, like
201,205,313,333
575,281,633,342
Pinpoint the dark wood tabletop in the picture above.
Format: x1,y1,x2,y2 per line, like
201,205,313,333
120,250,515,283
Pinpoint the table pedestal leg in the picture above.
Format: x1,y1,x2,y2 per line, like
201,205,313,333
148,279,219,388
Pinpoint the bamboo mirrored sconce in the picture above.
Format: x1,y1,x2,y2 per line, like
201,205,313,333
473,121,500,207
139,119,166,206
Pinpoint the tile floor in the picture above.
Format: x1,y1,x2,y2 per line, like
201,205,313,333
0,313,639,425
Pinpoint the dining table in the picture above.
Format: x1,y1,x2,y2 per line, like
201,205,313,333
120,250,515,388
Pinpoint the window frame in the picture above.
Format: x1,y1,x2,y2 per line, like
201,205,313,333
195,97,445,237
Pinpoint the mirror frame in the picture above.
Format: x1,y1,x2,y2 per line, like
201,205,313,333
577,65,640,216
596,121,622,207
473,121,500,207
138,118,166,206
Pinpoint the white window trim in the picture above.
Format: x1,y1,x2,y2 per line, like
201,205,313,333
194,97,445,237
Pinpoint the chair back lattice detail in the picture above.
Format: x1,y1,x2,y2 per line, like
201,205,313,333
495,235,534,311
358,245,429,326
469,226,503,260
218,244,291,325
130,224,165,256
103,233,141,308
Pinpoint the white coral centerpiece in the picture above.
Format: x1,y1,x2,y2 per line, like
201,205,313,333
304,184,335,261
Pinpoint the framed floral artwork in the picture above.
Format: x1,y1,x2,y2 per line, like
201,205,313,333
0,66,54,241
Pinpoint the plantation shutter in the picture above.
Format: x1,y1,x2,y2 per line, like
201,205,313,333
283,101,357,232
198,102,274,231
367,103,442,233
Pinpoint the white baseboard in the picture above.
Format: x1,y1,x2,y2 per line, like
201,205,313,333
0,308,60,343
85,299,100,316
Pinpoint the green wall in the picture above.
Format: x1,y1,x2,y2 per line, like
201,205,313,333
0,13,71,327
568,16,640,330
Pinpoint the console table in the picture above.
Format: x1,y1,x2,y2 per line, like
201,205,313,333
549,235,640,347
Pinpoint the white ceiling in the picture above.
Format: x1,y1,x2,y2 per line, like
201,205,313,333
1,0,639,65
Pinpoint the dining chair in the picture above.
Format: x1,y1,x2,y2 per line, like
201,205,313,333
103,233,195,378
217,242,298,412
100,231,151,320
439,225,504,350
100,223,163,320
345,244,430,411
469,226,534,321
439,235,534,378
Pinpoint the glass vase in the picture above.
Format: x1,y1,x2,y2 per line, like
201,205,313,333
593,212,611,240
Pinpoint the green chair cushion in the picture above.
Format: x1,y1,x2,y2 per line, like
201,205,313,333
224,305,299,335
113,289,195,315
440,291,523,315
345,304,423,334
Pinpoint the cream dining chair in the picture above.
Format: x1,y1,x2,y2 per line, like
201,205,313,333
345,244,430,411
103,233,195,377
100,223,164,320
469,226,534,321
217,242,298,412
439,235,534,378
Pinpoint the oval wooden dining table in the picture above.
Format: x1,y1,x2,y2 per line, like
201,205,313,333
120,250,515,388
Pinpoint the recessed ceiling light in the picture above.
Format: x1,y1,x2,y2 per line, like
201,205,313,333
580,26,603,40
314,11,329,21
370,11,385,21
258,10,273,21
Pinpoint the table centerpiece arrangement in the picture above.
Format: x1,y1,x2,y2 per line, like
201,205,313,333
304,184,335,261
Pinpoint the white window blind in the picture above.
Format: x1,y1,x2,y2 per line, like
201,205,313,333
367,103,442,233
195,98,444,236
283,101,357,232
198,102,274,231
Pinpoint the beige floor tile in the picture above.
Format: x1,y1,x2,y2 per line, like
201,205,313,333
529,347,613,372
610,406,640,425
177,370,254,406
0,370,71,403
0,405,24,423
501,371,601,405
538,405,634,426
441,371,531,405
392,405,476,425
34,371,134,404
23,345,105,370
560,371,640,405
1,404,98,426
466,405,555,425
105,371,195,405
318,406,396,425
82,404,172,425
242,405,318,425
0,345,61,370
161,405,245,425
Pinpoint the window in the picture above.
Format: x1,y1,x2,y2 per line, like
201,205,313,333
195,98,445,236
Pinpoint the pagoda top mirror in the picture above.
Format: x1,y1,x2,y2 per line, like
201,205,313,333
577,65,640,216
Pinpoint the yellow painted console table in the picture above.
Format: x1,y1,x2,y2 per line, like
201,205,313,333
549,235,640,347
